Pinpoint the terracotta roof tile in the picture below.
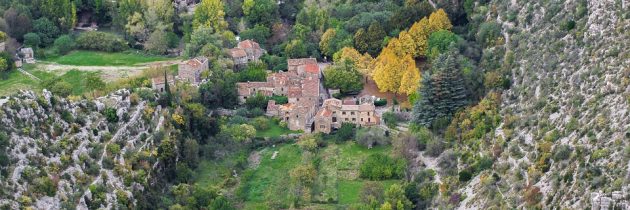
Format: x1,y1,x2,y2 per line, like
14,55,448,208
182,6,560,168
304,63,320,74
230,48,247,58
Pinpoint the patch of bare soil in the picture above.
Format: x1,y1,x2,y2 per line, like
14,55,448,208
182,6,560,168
248,149,264,169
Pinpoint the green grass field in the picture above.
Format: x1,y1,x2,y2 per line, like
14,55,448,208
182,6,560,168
240,144,303,209
232,141,399,208
44,50,172,66
0,70,39,96
255,120,301,138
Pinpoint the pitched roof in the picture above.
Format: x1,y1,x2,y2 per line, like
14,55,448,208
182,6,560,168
317,108,333,117
301,77,320,97
229,48,247,58
304,63,320,74
238,39,261,49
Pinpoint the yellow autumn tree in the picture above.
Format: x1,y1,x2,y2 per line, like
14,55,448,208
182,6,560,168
373,48,406,94
428,9,453,32
193,0,228,31
398,55,421,95
408,17,431,57
398,31,416,57
333,47,374,76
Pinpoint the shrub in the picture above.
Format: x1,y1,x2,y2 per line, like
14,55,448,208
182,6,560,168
374,98,387,106
552,145,572,161
382,112,397,128
269,95,288,104
360,153,406,180
23,33,41,48
251,117,270,130
76,31,128,52
104,107,119,123
53,35,75,55
356,127,389,148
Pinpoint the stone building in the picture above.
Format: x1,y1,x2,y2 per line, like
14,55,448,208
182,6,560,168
237,58,321,132
20,48,35,63
229,39,265,68
151,75,175,93
178,56,208,85
314,98,380,134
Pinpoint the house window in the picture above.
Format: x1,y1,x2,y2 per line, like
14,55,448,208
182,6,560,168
345,118,348,121
160,88,164,92
342,111,346,115
368,118,371,122
285,117,289,121
351,112,355,115
320,125,325,129
368,112,370,116
361,118,363,122
352,118,356,121
332,117,337,122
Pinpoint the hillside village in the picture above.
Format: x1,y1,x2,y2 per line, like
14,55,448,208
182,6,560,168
0,0,628,209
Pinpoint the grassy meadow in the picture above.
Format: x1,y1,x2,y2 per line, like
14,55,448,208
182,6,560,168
43,50,173,66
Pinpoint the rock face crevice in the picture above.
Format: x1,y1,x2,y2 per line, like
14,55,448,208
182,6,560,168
458,0,629,209
0,89,163,209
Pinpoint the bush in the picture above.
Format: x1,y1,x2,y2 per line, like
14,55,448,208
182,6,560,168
360,153,406,180
76,31,128,52
356,127,389,148
374,99,387,106
104,107,119,123
54,35,75,55
552,145,572,161
269,95,288,104
382,112,397,128
24,33,41,48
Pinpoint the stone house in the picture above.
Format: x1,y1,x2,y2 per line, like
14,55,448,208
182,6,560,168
314,98,380,134
20,48,35,63
229,39,265,68
178,56,208,85
151,75,175,93
237,58,322,132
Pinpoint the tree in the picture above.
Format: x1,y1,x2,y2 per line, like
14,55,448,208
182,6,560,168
237,62,267,82
145,29,169,54
0,58,8,80
125,12,148,42
333,47,374,76
428,9,452,32
33,18,60,46
398,55,421,95
284,39,308,58
23,33,41,48
324,60,363,94
143,0,175,31
360,182,385,208
239,24,271,45
158,137,177,180
385,184,413,210
408,17,431,57
3,8,32,40
49,81,73,97
193,0,228,32
365,22,386,56
412,51,469,127
354,28,369,54
40,0,77,32
319,28,352,58
373,50,420,95
54,35,75,55
198,71,238,109
244,0,279,27
182,139,200,168
427,30,459,57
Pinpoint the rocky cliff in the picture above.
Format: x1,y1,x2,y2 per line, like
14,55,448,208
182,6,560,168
0,89,165,209
458,0,629,208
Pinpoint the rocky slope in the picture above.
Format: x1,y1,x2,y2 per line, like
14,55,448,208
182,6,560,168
459,0,629,208
0,89,165,209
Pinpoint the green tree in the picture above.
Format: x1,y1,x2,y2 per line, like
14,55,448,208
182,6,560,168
193,0,228,32
0,58,8,80
353,28,369,54
33,17,60,46
244,0,279,27
3,8,33,41
239,24,271,46
284,39,308,59
53,35,75,55
238,62,268,82
412,51,469,127
427,30,459,57
366,22,386,56
23,33,41,48
385,184,413,210
323,60,363,94
145,29,169,54
40,0,77,32
320,28,353,58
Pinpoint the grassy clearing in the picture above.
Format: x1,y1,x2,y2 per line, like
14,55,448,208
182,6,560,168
239,144,302,208
44,50,172,66
337,142,391,170
337,180,400,204
0,70,39,96
255,120,301,138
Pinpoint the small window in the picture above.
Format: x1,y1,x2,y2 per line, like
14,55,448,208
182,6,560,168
342,111,346,115
361,118,363,122
368,118,371,122
332,117,337,122
285,117,289,121
345,118,348,121
351,112,355,115
352,118,356,121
